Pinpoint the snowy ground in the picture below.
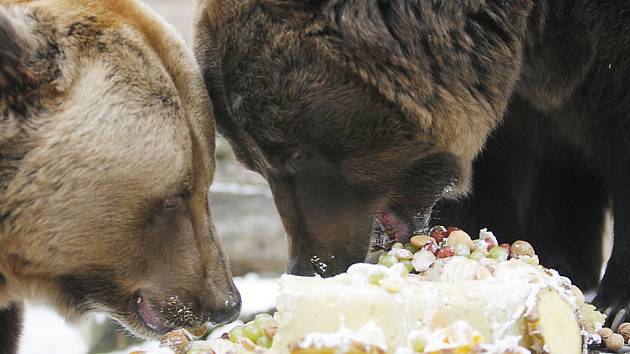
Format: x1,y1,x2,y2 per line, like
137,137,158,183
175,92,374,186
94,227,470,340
18,275,279,354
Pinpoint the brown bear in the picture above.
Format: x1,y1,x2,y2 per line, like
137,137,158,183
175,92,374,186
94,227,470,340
0,0,240,352
194,0,630,328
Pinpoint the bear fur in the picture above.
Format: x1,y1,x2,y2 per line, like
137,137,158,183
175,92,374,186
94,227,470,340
0,1,239,352
195,0,630,327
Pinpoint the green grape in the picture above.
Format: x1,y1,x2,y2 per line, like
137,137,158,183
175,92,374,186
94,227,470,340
256,335,272,348
402,260,414,273
524,255,540,265
398,266,409,278
392,242,404,249
390,263,409,278
488,246,508,261
410,335,426,352
254,313,274,328
242,322,263,342
228,325,244,343
469,250,487,261
404,243,420,253
377,254,398,267
368,271,386,285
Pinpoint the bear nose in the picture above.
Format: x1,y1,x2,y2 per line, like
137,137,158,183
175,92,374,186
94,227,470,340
211,298,241,324
288,255,343,278
203,290,241,325
288,259,325,277
195,289,241,325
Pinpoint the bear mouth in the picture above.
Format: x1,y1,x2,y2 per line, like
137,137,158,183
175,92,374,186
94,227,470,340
129,290,210,337
371,207,415,251
131,290,173,335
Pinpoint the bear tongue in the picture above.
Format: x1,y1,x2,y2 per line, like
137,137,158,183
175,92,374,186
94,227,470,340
377,209,412,243
135,293,171,334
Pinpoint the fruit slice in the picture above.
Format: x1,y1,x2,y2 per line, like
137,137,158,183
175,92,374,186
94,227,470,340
526,287,582,354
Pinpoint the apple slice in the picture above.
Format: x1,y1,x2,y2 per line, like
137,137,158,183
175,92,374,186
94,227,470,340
526,287,582,354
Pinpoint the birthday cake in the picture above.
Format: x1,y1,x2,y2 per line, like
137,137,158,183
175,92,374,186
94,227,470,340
156,227,606,354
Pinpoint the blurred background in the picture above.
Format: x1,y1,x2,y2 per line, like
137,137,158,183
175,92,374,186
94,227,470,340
18,1,287,353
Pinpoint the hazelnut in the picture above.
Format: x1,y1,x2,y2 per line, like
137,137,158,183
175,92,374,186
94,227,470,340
510,240,535,258
499,243,512,257
189,325,208,337
619,322,630,342
410,235,432,248
159,329,193,354
446,230,474,248
599,327,614,340
446,226,461,234
604,333,625,352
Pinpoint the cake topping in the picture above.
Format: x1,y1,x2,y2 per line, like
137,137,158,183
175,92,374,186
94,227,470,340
375,226,543,284
155,227,612,354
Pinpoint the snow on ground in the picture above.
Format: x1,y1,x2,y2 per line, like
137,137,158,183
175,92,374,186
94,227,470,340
19,274,278,354
19,305,89,354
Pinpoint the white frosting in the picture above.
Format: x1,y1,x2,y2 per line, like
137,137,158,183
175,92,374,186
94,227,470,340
201,255,601,354
267,258,584,354
298,322,387,351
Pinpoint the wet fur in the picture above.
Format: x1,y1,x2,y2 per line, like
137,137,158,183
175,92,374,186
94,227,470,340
0,1,239,351
197,0,630,327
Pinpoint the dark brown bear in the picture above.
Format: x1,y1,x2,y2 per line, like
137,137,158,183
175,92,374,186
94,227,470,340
194,0,630,328
1,0,240,352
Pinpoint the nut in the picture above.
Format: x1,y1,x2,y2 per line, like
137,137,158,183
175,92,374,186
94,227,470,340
619,322,630,342
410,235,432,248
429,225,448,243
446,226,461,234
412,249,437,272
422,239,438,254
499,243,512,257
446,230,474,248
599,327,614,340
390,248,414,260
570,285,585,306
604,333,625,352
436,246,455,259
159,329,193,354
510,240,535,258
189,325,208,337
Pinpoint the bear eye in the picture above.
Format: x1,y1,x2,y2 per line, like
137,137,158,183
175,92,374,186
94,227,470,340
288,150,303,163
163,195,183,210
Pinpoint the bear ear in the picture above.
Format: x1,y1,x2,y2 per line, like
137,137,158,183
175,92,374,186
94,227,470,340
0,7,36,103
